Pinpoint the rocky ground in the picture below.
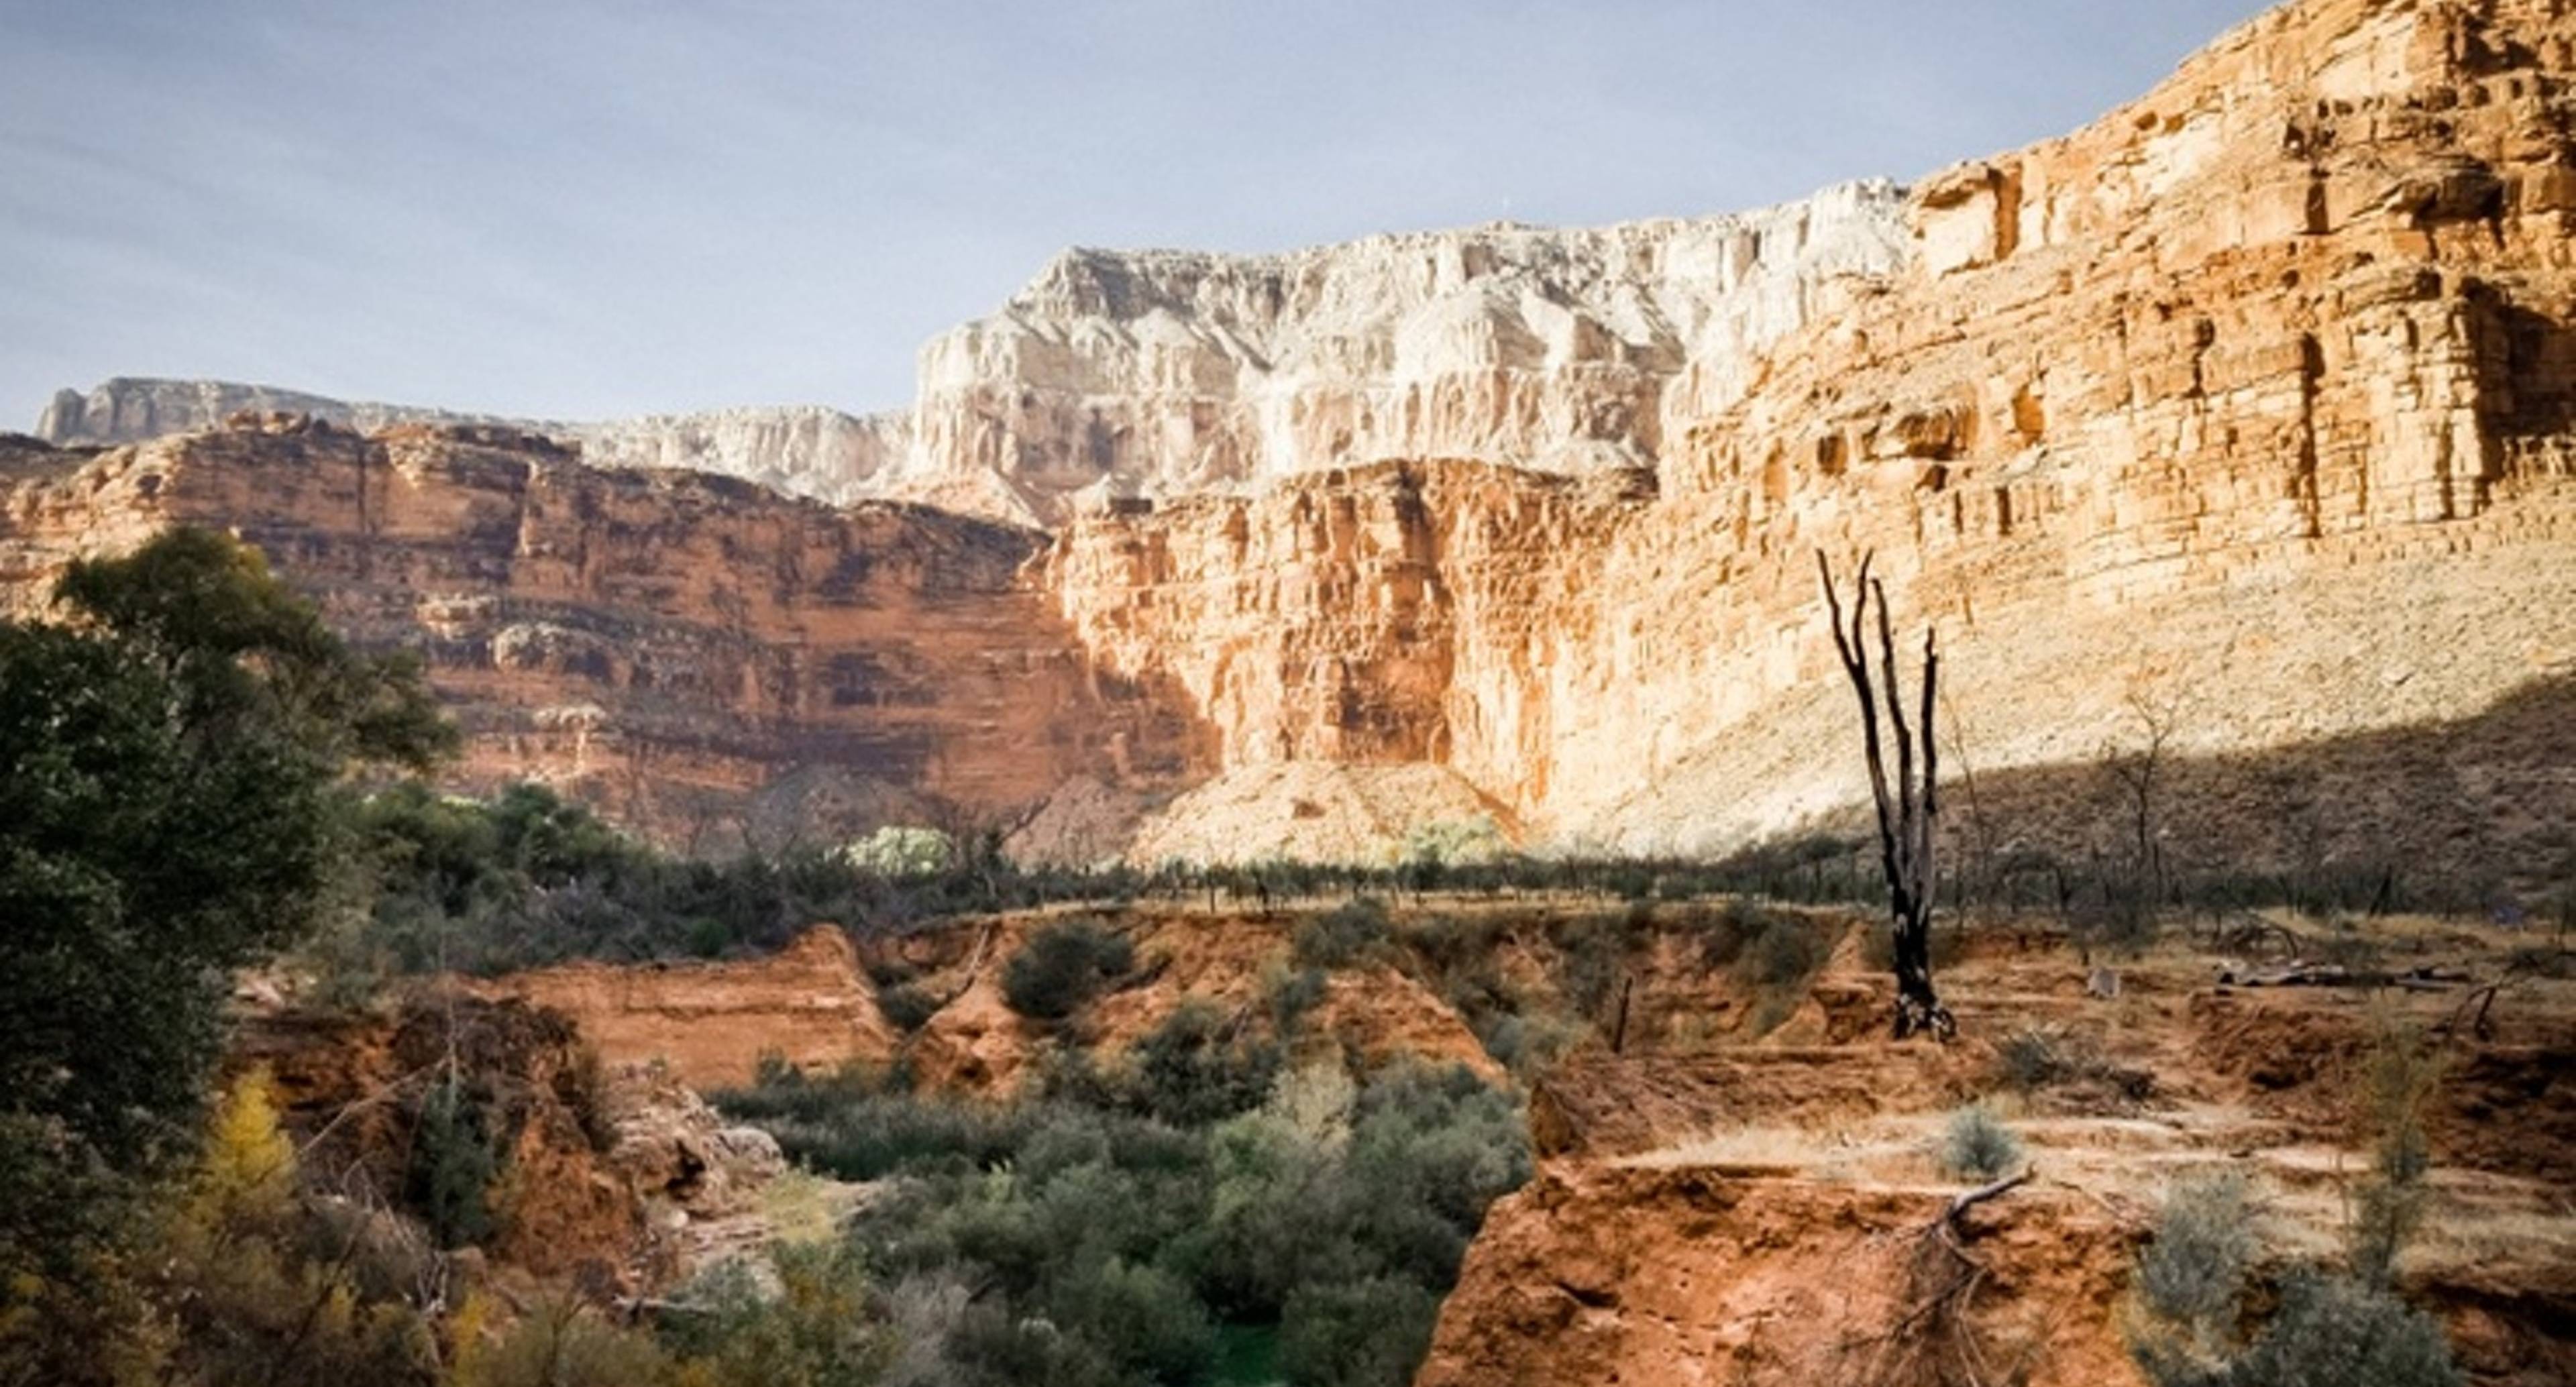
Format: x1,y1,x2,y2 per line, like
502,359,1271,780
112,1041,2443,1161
1421,912,2575,1387
359,887,2576,1384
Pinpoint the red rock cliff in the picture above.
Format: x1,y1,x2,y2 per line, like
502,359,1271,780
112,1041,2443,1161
0,417,1208,850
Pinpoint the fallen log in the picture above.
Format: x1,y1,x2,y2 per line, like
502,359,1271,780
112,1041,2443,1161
2217,962,2468,990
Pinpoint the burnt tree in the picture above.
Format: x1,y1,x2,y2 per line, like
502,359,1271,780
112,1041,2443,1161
1817,551,1955,1040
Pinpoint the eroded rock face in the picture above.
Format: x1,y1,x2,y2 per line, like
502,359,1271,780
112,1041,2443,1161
895,184,1907,524
227,993,796,1286
1047,0,2576,881
470,926,899,1090
37,380,909,506
0,414,1208,850
1417,1168,2143,1387
15,0,2576,881
38,186,1902,529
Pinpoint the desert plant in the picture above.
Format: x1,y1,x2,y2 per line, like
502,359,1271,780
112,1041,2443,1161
1935,1105,2023,1180
2220,1270,2461,1387
1000,919,1134,1021
2128,1173,2463,1387
1262,960,1330,1036
407,1072,497,1249
2351,1022,2440,1287
2136,1174,2255,1334
879,983,941,1033
1996,1028,2070,1093
1119,999,1283,1126
1294,897,1393,970
655,1240,895,1387
1279,1275,1441,1387
457,1291,676,1387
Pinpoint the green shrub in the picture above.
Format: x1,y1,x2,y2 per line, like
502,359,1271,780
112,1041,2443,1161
1279,1276,1441,1387
1935,1105,2022,1181
1295,897,1392,970
720,1056,1530,1387
655,1241,894,1387
1001,920,1135,1021
879,983,941,1033
1043,1255,1218,1384
407,1074,496,1249
2128,1176,2462,1387
2135,1174,2255,1332
1740,916,1829,990
461,1294,676,1386
1263,963,1330,1036
2222,1271,2461,1387
1996,1028,2068,1092
1119,1000,1282,1127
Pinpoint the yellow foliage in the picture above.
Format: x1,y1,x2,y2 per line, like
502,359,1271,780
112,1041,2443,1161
191,1066,297,1227
446,1288,497,1387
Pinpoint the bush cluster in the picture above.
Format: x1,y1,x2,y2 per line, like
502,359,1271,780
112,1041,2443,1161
715,1057,1530,1387
1000,920,1136,1021
1935,1105,2023,1181
1293,897,1393,970
2128,1170,2461,1387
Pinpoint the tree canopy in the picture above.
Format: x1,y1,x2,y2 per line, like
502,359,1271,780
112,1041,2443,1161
0,527,451,1286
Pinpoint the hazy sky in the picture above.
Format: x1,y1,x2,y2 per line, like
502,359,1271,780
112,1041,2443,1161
2,0,2272,426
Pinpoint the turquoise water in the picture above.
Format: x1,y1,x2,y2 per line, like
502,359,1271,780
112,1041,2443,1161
1211,1323,1283,1387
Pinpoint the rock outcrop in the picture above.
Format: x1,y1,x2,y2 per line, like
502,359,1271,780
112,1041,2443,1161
890,183,1907,523
38,186,1900,529
470,925,899,1089
227,992,797,1285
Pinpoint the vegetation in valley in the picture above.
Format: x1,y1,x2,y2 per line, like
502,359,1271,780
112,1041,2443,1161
712,1054,1530,1387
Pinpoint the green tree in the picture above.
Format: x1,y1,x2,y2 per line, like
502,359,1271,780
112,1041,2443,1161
0,529,450,1311
1000,920,1134,1021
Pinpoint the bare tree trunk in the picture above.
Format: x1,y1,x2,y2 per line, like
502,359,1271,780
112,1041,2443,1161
1818,551,1956,1041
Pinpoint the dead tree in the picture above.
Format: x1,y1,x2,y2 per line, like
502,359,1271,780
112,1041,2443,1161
1818,551,1955,1040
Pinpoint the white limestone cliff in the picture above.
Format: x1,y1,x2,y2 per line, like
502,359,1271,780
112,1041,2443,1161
37,381,907,507
35,181,1911,526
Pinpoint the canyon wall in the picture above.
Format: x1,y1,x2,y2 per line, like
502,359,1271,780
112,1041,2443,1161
1046,0,2576,885
0,416,1205,850
37,379,910,507
890,182,1907,524
15,0,2576,883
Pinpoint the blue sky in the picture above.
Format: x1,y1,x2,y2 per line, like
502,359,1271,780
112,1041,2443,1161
1,1,2272,425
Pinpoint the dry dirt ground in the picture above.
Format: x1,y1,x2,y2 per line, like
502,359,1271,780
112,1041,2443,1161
1419,910,2575,1387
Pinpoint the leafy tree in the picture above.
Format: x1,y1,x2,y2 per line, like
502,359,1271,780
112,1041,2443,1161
0,529,449,1321
841,826,956,879
1280,1276,1440,1387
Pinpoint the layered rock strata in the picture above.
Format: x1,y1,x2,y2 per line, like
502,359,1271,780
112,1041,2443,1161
37,380,909,506
0,415,1205,849
15,0,2576,883
1045,0,2576,883
470,925,899,1089
38,182,1908,527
